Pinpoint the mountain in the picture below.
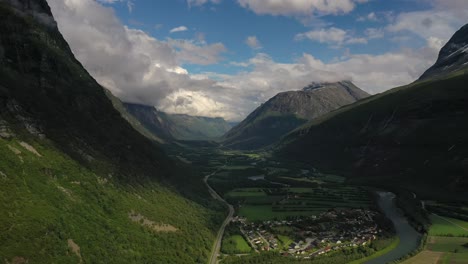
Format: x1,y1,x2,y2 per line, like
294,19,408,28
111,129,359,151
0,1,219,262
279,25,468,201
419,24,468,80
124,103,233,141
222,81,369,149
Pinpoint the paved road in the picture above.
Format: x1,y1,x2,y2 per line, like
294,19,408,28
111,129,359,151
204,173,234,264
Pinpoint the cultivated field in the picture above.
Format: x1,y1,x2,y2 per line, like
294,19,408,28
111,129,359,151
429,215,468,237
227,186,371,221
403,236,468,264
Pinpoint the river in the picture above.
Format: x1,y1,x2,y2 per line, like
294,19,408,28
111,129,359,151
365,192,422,264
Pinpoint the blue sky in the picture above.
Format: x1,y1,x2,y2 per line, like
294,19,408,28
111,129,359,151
104,0,430,73
48,0,468,121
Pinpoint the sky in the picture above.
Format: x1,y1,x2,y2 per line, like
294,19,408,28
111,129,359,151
47,0,468,121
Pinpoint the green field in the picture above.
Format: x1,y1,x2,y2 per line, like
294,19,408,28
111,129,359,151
226,188,267,198
221,235,252,254
230,186,371,221
404,236,468,264
426,236,468,253
238,205,322,221
429,215,468,237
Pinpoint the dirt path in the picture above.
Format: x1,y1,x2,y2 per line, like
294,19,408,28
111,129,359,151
204,172,234,264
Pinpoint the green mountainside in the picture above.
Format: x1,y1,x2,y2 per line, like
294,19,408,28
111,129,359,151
124,103,233,141
223,81,369,150
278,46,468,201
0,1,222,262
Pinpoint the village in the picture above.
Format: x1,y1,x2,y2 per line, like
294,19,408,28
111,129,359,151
231,208,383,259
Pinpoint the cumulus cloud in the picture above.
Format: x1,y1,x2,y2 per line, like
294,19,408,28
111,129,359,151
47,0,227,114
237,0,368,17
245,36,262,49
295,27,368,46
170,26,188,33
47,0,462,121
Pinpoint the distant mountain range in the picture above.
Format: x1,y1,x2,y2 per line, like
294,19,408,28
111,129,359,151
123,103,233,141
278,24,468,200
222,81,369,149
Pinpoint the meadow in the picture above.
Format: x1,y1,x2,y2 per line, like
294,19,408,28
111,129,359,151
429,215,468,237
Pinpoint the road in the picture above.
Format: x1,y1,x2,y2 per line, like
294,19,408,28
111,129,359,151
204,172,235,264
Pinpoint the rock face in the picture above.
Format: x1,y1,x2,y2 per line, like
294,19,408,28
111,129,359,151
222,81,369,149
124,103,233,141
420,24,468,80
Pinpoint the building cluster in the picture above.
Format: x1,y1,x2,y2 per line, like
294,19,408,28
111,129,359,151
231,209,382,259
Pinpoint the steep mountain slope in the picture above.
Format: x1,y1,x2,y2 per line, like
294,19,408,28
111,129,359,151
0,1,221,262
279,27,468,200
0,0,171,180
223,81,369,149
124,103,233,141
420,24,468,80
105,90,166,144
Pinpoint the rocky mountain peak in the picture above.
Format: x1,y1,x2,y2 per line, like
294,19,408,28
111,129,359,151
302,81,353,92
419,23,468,80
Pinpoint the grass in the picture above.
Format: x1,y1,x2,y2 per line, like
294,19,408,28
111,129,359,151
429,215,468,237
276,235,294,250
404,236,468,264
221,235,252,254
426,236,468,253
348,237,400,264
225,189,267,198
401,251,445,264
238,205,322,221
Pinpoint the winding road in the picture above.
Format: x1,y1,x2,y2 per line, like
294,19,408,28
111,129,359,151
204,172,235,264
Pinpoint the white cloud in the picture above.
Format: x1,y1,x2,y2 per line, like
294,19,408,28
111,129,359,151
187,0,221,7
47,0,227,116
237,0,368,17
167,39,226,65
296,27,368,45
47,0,458,122
357,12,378,22
245,36,262,49
170,26,188,33
96,0,134,12
365,28,384,39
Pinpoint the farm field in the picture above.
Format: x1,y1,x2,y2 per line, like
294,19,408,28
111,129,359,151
228,186,371,221
403,236,468,264
429,215,468,237
238,205,322,221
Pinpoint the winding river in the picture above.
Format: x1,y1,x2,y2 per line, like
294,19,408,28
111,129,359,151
365,192,422,264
